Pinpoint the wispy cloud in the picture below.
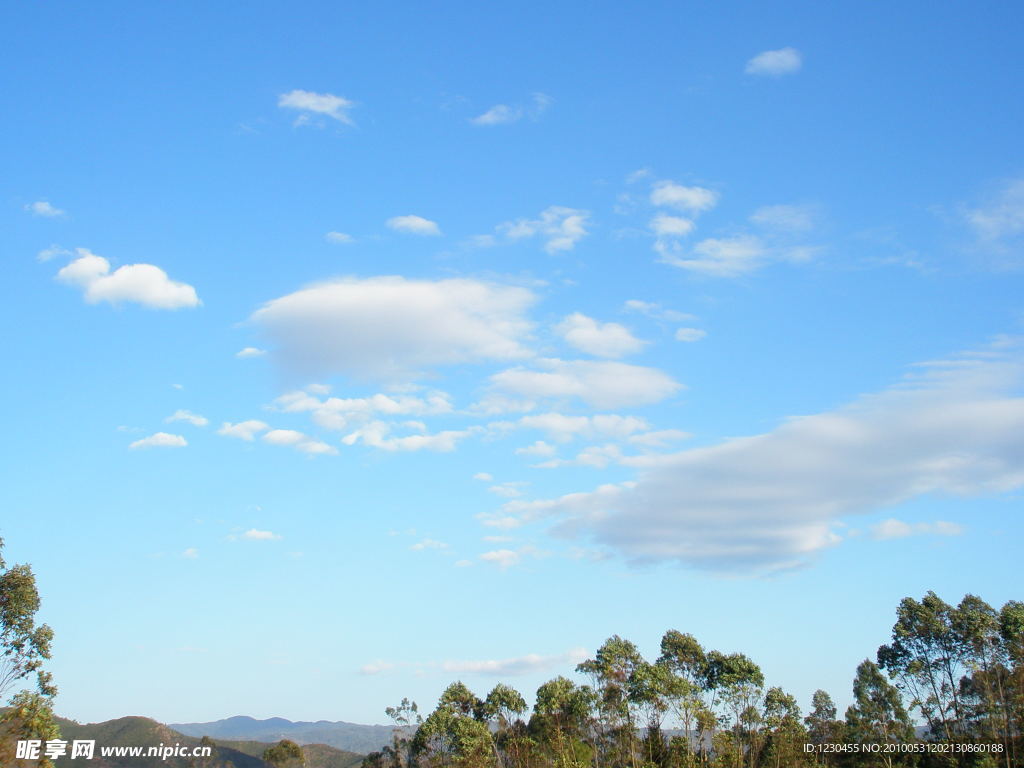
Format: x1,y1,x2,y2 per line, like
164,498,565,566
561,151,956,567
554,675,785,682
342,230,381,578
278,89,356,126
166,410,209,427
386,215,441,236
325,231,355,244
471,93,552,125
240,529,282,541
25,201,65,217
498,206,590,254
129,432,188,450
745,47,802,76
870,519,964,540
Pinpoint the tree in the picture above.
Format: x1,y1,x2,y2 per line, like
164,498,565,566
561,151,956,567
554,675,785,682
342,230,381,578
263,739,305,768
804,690,842,766
0,539,56,702
0,538,58,768
533,676,595,768
657,631,708,766
413,682,493,768
877,592,968,742
844,661,913,768
577,636,644,768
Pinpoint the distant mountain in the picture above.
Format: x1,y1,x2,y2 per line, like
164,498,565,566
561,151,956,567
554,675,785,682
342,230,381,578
2,713,364,768
217,738,363,768
171,715,396,754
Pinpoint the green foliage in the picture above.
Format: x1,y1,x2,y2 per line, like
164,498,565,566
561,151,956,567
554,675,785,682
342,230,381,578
0,538,56,701
381,590,1024,768
263,739,304,768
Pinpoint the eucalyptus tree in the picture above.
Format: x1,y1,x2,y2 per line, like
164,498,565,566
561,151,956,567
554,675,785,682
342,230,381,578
999,601,1024,768
657,630,711,765
383,697,423,768
760,687,806,768
0,539,56,702
804,690,842,766
844,661,913,768
413,682,493,768
484,684,529,768
577,636,645,768
533,676,596,768
877,592,969,742
0,538,58,765
711,653,764,768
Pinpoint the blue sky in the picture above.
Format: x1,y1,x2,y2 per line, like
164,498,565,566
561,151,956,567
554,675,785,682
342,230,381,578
2,0,1024,727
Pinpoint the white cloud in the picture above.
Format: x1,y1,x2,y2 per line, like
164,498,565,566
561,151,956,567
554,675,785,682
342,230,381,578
871,519,964,540
296,439,338,455
965,178,1024,253
478,544,546,569
325,231,354,244
278,89,356,125
491,359,680,409
274,388,452,431
745,47,802,76
488,482,527,499
251,276,535,381
535,443,625,469
555,313,646,358
236,347,267,358
471,93,551,126
751,204,816,232
129,432,188,450
182,548,199,559
440,647,587,676
260,429,334,457
675,327,707,342
454,559,474,568
472,104,521,125
650,214,695,237
623,300,695,323
659,235,766,276
410,538,448,551
498,206,590,254
25,201,65,217
217,420,269,441
626,168,652,184
627,429,691,448
650,182,718,213
241,529,281,541
37,245,71,261
360,661,397,675
386,215,441,236
516,440,557,457
494,342,1024,573
166,410,209,427
343,421,480,452
473,472,494,482
56,248,200,309
518,412,650,443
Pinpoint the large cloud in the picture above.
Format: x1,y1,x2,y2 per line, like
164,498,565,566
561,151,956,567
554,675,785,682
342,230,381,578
251,276,535,380
488,343,1024,574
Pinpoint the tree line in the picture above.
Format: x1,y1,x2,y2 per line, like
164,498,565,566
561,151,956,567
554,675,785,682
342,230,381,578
362,592,1024,768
